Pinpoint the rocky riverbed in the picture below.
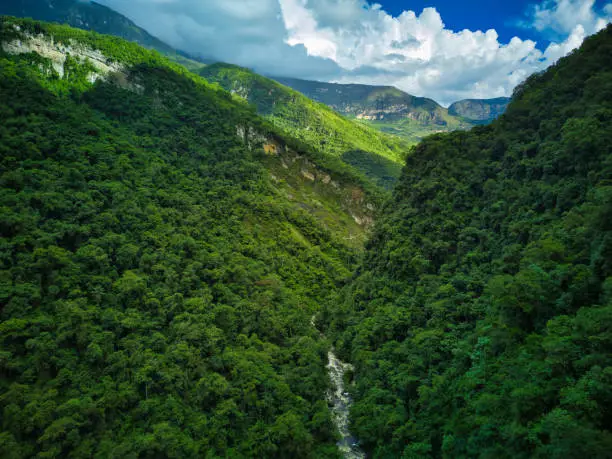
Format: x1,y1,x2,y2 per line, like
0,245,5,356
326,349,365,459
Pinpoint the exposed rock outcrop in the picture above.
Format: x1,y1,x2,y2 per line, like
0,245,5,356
2,27,126,81
448,97,511,122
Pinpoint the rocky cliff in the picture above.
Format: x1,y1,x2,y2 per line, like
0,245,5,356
448,97,511,122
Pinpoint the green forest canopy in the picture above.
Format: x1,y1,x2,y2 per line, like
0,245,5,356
0,16,366,458
323,24,612,459
2,13,612,459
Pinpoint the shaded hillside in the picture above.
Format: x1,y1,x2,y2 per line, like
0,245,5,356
0,16,384,458
324,25,612,458
0,0,206,71
201,63,407,189
449,97,511,123
273,76,476,143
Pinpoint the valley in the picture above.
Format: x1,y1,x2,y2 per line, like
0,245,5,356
273,77,509,144
0,2,611,459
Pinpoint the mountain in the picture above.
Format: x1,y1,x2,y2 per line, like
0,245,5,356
0,0,206,71
273,76,482,143
448,96,511,123
1,0,509,144
2,0,502,154
323,25,612,458
0,16,389,457
273,76,449,124
201,63,409,189
5,11,610,459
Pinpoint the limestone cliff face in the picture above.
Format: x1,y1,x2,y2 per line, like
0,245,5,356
353,104,447,124
236,125,377,230
0,0,176,55
448,97,511,122
1,25,126,82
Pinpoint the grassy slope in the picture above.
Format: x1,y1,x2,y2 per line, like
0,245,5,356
200,63,407,189
273,76,477,144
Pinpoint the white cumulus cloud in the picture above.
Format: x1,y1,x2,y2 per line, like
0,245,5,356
276,0,612,104
528,0,611,37
99,0,612,105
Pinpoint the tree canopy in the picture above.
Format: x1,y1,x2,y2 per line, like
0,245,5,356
0,16,363,458
324,24,612,459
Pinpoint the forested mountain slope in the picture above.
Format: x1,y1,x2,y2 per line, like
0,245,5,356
324,24,612,458
3,1,409,190
200,63,409,189
0,0,206,71
0,16,378,458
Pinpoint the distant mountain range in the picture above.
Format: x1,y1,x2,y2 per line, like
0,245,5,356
273,76,510,143
273,76,450,124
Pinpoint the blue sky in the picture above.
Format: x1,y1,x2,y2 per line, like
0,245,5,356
378,0,609,43
379,0,540,42
101,0,612,104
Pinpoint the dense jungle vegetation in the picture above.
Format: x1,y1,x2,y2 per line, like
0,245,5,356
0,17,367,458
323,24,612,458
2,12,612,459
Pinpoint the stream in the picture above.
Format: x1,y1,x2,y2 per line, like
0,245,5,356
326,349,365,459
312,316,365,459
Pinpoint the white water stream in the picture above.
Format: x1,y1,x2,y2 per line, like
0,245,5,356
326,349,365,459
312,316,365,459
